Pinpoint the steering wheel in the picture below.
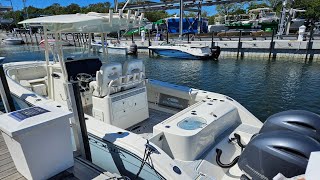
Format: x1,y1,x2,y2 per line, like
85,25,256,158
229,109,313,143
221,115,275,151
76,73,92,91
76,73,92,83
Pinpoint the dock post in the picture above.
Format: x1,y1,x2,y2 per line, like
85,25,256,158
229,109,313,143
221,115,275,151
77,33,81,46
211,31,214,49
305,24,315,62
166,30,169,44
24,32,28,44
269,29,275,60
0,64,15,113
187,33,190,43
29,29,34,45
34,32,39,45
19,31,23,41
237,30,242,59
66,82,92,161
148,30,151,56
72,33,76,47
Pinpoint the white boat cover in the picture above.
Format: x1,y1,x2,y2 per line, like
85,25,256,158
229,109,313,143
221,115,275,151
19,12,141,33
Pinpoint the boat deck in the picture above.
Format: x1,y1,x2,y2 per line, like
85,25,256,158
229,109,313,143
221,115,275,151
127,108,173,139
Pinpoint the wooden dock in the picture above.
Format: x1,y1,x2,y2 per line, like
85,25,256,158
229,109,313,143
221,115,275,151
0,133,26,180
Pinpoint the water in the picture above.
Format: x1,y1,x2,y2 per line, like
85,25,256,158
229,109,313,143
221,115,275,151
1,45,320,121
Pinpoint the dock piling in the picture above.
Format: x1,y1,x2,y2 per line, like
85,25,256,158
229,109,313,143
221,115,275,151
269,29,275,60
211,31,214,49
305,24,315,62
237,30,242,59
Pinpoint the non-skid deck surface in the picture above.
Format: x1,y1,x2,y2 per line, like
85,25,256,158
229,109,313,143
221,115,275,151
127,108,173,139
0,133,26,180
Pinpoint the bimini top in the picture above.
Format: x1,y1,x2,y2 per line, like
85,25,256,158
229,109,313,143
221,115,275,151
19,12,144,33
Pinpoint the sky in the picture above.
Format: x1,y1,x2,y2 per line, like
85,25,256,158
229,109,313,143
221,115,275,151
1,0,115,10
0,0,219,16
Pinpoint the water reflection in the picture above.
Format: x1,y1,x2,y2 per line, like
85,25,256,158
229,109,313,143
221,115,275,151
1,45,320,121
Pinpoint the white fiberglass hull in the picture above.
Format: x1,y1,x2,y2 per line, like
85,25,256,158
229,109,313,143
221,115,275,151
4,38,23,45
149,45,212,60
4,61,262,180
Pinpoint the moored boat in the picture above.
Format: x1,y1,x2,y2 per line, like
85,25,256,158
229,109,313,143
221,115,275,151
3,13,320,180
149,43,220,60
4,37,24,45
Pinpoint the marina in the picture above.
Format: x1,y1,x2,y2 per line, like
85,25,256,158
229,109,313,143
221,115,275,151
0,0,320,180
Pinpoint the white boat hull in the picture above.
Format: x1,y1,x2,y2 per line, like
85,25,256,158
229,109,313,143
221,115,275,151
3,60,262,180
149,44,214,60
4,38,23,45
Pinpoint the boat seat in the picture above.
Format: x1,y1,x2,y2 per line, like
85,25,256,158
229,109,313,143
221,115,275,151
20,80,32,90
90,63,122,97
122,60,145,90
32,83,47,96
91,61,149,129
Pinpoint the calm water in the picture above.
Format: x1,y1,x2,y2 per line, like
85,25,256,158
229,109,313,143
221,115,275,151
1,45,320,121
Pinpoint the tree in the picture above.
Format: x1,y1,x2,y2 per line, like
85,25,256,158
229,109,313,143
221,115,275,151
293,0,320,20
65,3,81,14
144,11,169,22
43,3,65,15
247,2,270,10
3,10,24,24
26,6,41,18
81,2,111,13
208,15,215,25
215,3,244,16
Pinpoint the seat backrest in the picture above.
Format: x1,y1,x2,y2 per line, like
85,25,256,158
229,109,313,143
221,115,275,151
122,60,145,90
91,62,122,97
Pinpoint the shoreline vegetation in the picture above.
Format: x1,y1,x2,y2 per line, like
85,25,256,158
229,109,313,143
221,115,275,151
1,0,319,29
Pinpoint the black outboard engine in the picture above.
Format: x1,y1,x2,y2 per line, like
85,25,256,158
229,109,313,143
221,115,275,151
238,131,320,180
128,42,138,55
211,46,221,60
259,110,320,142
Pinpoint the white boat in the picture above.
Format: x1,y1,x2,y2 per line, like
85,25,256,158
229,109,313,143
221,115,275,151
91,40,137,55
148,43,217,60
4,37,24,45
4,13,320,180
39,39,71,47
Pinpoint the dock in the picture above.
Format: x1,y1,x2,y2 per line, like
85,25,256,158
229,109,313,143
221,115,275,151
0,133,25,180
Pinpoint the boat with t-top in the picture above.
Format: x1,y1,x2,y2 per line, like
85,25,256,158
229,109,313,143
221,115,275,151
3,13,320,180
